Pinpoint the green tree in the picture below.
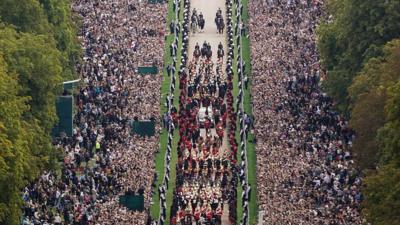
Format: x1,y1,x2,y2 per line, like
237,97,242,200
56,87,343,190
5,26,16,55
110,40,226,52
348,39,400,169
0,24,65,225
348,39,400,224
377,81,400,164
0,55,42,225
0,0,80,223
0,0,80,79
349,88,385,169
39,0,81,79
318,0,400,112
0,0,50,34
0,24,63,131
363,161,400,225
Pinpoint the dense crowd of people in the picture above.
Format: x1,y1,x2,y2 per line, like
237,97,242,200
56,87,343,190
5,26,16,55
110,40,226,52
18,0,366,223
22,0,167,224
248,0,363,224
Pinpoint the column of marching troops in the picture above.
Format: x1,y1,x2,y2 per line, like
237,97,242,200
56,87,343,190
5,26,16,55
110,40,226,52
224,0,240,224
157,0,252,224
158,0,182,224
225,0,252,224
170,0,238,222
233,0,252,224
172,0,239,224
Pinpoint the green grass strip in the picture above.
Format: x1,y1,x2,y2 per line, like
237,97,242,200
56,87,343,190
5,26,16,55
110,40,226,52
231,2,244,224
150,0,183,220
233,0,258,224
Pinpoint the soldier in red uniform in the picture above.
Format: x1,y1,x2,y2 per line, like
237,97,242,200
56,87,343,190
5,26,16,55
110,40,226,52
194,206,201,224
221,111,227,127
171,215,177,225
206,206,213,222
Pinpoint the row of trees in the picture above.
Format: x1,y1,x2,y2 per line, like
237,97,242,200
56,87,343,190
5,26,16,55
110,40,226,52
0,0,79,224
318,0,400,224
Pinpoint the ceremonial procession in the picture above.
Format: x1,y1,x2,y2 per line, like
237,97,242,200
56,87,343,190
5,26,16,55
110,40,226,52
0,0,399,225
166,0,238,224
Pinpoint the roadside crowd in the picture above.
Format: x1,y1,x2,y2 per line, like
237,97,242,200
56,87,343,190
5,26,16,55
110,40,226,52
19,0,365,224
248,0,363,224
22,0,167,224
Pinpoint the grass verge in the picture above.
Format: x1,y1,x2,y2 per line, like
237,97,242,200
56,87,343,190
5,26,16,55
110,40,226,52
150,0,183,221
233,0,258,224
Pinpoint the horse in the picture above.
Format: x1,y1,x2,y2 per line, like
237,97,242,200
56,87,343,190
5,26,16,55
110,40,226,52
201,43,208,57
198,17,205,32
206,48,212,60
191,20,198,34
215,16,224,34
191,13,198,34
216,8,222,19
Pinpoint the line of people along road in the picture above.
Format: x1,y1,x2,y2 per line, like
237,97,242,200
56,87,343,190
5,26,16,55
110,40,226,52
22,1,168,224
248,0,363,224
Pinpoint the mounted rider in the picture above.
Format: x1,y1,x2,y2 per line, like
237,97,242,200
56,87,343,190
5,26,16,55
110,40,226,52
191,8,198,24
198,12,205,32
216,7,222,18
215,8,225,34
191,8,198,33
194,42,201,58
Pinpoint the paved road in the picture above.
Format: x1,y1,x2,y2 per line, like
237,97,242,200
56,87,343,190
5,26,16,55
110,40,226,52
188,0,227,65
188,0,231,224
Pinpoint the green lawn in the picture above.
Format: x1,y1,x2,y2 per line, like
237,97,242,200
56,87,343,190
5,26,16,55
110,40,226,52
150,0,183,222
233,0,259,224
152,0,257,223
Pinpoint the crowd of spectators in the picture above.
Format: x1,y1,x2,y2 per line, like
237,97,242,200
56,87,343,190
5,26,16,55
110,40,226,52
248,0,363,224
19,0,366,224
22,0,167,224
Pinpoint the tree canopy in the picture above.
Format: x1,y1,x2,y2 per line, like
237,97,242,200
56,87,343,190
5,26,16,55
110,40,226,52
348,38,400,225
318,0,400,224
0,0,80,79
318,0,400,112
0,0,79,224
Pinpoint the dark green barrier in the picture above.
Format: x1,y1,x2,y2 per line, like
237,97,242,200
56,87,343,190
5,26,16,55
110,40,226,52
53,95,73,136
132,121,156,137
138,66,158,74
119,194,144,211
148,0,164,3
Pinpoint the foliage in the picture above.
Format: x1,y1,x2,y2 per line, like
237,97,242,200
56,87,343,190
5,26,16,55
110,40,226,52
319,1,400,222
378,81,400,165
0,0,50,33
0,0,80,79
362,161,400,225
0,0,80,224
0,55,46,225
0,25,63,131
318,0,400,112
344,37,400,225
348,39,400,169
349,88,385,169
39,0,81,79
